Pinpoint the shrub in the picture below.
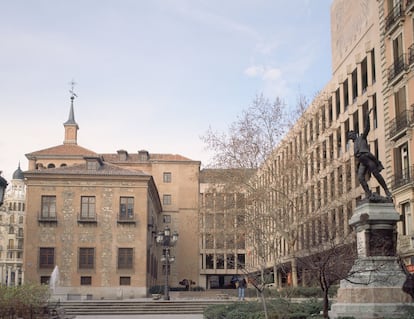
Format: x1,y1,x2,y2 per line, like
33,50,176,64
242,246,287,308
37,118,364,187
0,284,50,318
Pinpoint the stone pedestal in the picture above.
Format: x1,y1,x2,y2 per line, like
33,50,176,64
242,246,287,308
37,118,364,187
329,202,414,319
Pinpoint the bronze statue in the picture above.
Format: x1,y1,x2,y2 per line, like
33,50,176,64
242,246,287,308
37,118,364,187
347,109,392,202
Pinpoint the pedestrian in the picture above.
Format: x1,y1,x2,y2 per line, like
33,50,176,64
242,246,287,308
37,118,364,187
238,277,247,300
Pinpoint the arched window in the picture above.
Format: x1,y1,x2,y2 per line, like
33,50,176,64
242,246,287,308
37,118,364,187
47,163,55,168
60,163,67,167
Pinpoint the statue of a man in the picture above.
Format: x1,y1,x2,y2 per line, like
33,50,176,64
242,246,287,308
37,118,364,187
346,109,392,201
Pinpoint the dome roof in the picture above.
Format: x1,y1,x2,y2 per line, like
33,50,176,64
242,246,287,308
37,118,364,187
12,164,24,180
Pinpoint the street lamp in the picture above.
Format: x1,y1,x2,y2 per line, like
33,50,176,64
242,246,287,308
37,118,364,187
156,226,178,300
0,173,8,207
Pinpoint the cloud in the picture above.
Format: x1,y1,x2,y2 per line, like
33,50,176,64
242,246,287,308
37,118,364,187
244,65,282,81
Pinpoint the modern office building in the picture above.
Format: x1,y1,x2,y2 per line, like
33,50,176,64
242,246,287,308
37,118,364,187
246,0,390,285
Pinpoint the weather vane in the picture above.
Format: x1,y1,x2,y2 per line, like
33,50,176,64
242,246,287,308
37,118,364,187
69,80,78,101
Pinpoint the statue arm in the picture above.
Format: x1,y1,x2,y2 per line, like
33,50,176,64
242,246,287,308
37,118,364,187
362,109,372,138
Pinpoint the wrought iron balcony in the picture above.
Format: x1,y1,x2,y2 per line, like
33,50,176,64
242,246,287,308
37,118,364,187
407,0,414,13
391,165,414,189
385,1,404,32
389,109,414,139
409,43,414,65
388,54,408,82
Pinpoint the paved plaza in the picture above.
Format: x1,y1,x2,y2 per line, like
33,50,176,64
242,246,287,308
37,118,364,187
75,315,203,319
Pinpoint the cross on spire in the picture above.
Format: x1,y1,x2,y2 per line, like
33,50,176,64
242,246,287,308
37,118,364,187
69,80,78,101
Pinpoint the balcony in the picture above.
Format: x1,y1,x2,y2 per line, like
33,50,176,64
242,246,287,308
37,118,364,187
406,0,414,13
388,54,408,83
385,2,404,34
391,165,414,189
117,214,136,225
77,213,97,225
389,109,414,140
38,213,57,225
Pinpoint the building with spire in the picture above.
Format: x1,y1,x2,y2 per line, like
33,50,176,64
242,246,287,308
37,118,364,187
23,93,200,299
0,164,25,286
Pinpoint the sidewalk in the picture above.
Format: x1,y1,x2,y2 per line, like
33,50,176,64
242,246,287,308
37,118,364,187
75,315,203,319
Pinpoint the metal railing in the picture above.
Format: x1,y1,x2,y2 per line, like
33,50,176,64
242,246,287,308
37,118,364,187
385,2,404,31
388,54,407,82
389,109,414,139
391,165,414,189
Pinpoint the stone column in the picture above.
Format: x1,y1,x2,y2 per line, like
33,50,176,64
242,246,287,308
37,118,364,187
329,202,414,318
7,267,11,287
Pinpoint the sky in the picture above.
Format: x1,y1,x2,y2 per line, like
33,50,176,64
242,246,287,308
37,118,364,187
0,0,333,182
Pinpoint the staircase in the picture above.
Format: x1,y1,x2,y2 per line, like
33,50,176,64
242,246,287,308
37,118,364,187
61,299,232,316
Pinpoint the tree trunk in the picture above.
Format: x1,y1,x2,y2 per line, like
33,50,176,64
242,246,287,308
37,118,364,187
291,257,298,287
323,288,329,318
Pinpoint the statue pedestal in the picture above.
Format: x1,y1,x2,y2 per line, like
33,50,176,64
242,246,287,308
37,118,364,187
329,203,414,319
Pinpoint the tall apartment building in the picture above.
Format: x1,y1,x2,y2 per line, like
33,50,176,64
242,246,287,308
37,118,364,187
247,0,388,286
23,98,200,298
0,164,25,286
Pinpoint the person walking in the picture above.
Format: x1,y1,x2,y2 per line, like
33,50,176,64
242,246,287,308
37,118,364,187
238,277,247,301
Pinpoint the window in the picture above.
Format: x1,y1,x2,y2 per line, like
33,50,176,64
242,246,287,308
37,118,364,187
40,276,51,285
120,277,131,285
119,197,134,220
41,196,56,219
163,215,171,223
163,194,172,205
163,172,172,183
343,79,349,109
81,196,96,219
79,248,95,269
401,202,412,236
361,57,368,92
39,248,55,269
80,276,92,285
118,248,133,269
352,68,358,101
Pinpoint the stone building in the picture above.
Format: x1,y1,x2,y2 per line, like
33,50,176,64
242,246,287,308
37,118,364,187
381,0,414,271
0,164,25,286
23,96,200,298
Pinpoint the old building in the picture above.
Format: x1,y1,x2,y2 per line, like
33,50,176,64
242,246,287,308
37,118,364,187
23,95,200,298
381,0,414,270
0,164,25,286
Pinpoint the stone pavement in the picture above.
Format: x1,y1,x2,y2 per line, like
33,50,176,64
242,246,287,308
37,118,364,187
75,315,203,319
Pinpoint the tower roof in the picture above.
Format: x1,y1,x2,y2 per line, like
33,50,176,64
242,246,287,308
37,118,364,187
12,163,24,180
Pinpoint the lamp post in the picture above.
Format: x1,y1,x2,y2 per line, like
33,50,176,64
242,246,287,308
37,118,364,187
156,226,178,300
0,173,8,207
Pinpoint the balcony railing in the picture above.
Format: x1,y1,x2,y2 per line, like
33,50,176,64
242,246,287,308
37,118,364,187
391,165,414,189
78,213,97,224
407,0,414,13
38,213,57,224
409,43,414,65
389,109,414,139
388,54,407,82
385,2,404,32
117,214,136,225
